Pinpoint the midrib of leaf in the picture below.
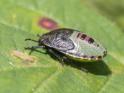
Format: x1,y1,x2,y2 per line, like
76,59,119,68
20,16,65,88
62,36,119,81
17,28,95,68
32,69,62,93
109,52,124,65
97,76,111,93
72,69,95,93
71,65,111,93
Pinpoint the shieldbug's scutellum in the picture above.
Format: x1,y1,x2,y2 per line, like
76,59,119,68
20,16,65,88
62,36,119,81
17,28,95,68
25,28,107,63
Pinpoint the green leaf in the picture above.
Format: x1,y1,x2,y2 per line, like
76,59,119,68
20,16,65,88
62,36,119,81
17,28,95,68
87,0,124,30
0,0,124,93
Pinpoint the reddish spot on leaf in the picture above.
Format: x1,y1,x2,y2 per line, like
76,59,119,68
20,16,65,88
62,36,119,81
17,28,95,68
38,17,58,30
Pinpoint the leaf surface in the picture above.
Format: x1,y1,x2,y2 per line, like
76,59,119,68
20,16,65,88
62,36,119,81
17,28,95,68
0,0,124,93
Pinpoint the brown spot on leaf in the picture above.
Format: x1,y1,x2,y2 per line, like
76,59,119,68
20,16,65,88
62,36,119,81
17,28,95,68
38,17,58,30
11,50,37,63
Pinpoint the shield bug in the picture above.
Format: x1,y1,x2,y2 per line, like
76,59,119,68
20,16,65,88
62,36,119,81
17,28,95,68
25,28,107,62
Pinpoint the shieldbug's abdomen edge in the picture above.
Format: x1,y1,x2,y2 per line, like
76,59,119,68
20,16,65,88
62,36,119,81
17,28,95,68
25,28,107,62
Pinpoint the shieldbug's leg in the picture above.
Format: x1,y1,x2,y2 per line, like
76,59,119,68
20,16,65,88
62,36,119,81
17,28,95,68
25,46,46,54
25,38,38,42
81,67,88,73
48,49,65,65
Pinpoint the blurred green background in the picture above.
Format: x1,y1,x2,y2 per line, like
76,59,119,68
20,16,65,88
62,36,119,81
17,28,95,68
0,0,124,93
88,0,124,31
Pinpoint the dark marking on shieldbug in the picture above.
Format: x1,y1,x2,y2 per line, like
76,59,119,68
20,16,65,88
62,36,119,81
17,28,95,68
88,38,94,43
97,56,102,60
82,55,87,58
96,44,99,47
38,17,58,30
81,34,87,40
84,36,92,43
77,33,81,38
90,56,95,59
103,51,107,57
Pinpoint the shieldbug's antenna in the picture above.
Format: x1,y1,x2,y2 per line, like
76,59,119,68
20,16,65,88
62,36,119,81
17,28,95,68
25,38,38,42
